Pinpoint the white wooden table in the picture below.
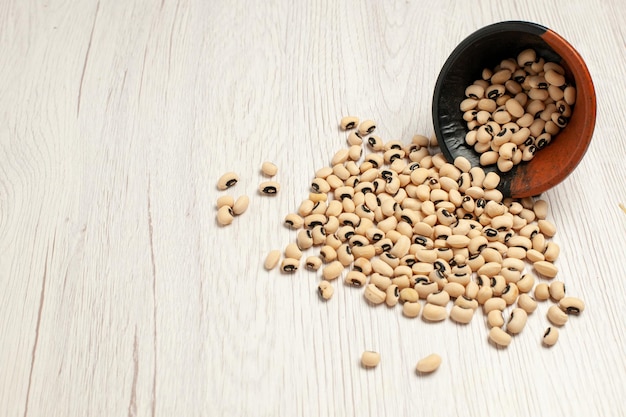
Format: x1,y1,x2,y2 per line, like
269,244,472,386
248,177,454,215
1,1,625,416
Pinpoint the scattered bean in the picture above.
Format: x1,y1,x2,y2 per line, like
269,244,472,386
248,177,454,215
361,350,380,367
318,281,334,300
489,327,512,347
542,327,559,347
416,353,442,373
217,171,239,190
261,161,278,176
264,250,281,270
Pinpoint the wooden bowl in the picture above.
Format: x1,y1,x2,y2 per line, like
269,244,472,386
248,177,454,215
432,21,596,198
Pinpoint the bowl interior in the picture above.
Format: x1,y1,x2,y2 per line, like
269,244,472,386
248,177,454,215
432,21,596,197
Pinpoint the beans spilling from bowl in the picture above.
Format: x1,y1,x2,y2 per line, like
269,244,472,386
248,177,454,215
460,48,576,172
262,116,584,354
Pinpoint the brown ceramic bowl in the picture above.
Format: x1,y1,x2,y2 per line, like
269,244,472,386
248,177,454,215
432,21,596,198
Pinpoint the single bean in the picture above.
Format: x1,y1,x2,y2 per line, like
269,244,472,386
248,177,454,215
305,256,323,271
559,296,585,315
506,308,528,334
547,305,568,326
358,119,377,136
217,171,239,190
416,353,442,373
281,257,299,273
489,326,512,347
422,303,448,321
542,327,559,347
534,260,558,278
549,281,566,301
217,206,234,225
340,116,360,130
259,181,280,195
450,304,474,324
403,301,422,318
264,250,281,270
318,280,334,300
361,350,380,367
216,195,234,209
364,283,387,305
517,293,538,314
261,161,278,176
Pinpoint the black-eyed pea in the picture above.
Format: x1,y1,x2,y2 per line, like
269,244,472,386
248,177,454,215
416,353,442,374
318,245,337,263
217,206,234,226
465,281,479,299
544,242,560,262
318,280,334,300
393,265,413,278
483,297,506,314
325,233,343,250
217,171,239,190
391,275,411,291
501,283,519,305
322,260,344,281
533,283,550,301
538,219,557,237
305,256,323,271
361,350,380,368
559,297,585,315
422,303,448,321
534,260,558,278
342,270,365,289
532,233,547,253
549,281,566,301
477,262,501,277
427,290,450,306
364,283,387,305
370,273,392,291
403,301,422,318
414,280,438,299
296,229,314,250
281,257,299,273
476,285,494,305
542,327,559,347
547,305,568,326
259,181,280,195
505,247,526,261
336,244,353,266
506,308,527,334
311,225,327,246
383,284,400,307
455,295,478,310
264,250,281,270
443,282,465,299
399,287,419,303
489,326,512,347
525,249,544,263
347,131,363,146
487,309,504,328
340,116,359,130
517,293,538,314
450,305,474,324
357,119,376,136
497,157,514,173
261,161,278,177
564,85,576,105
353,257,372,275
351,244,376,259
466,254,486,272
217,195,234,209
284,243,303,260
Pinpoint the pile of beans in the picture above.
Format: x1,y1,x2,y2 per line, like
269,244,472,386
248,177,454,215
460,49,576,172
264,115,585,351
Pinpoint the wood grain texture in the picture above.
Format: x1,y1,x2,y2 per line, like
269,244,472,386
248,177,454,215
0,1,624,416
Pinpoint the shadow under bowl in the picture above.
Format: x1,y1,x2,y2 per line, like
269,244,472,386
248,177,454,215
432,21,596,198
